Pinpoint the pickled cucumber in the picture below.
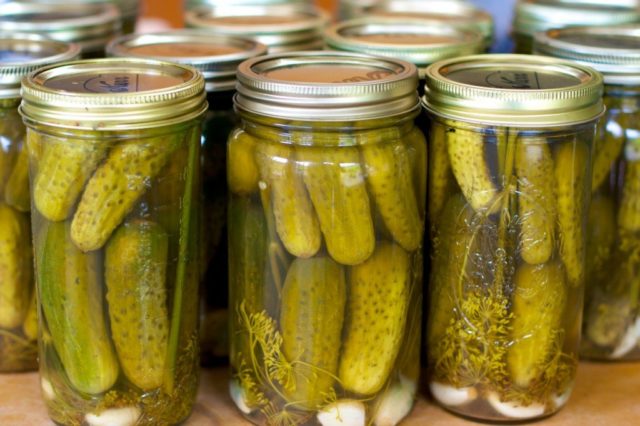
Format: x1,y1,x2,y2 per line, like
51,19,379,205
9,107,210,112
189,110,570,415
339,242,410,395
428,123,455,221
300,146,375,265
228,130,260,195
362,140,422,252
22,291,38,341
0,204,31,329
515,139,555,265
256,142,321,258
554,141,589,286
280,256,346,409
0,137,18,199
406,126,427,214
446,126,498,212
618,160,640,233
5,146,31,212
38,221,118,395
507,262,567,388
591,116,624,192
586,195,616,278
105,220,169,391
71,135,181,252
34,136,106,222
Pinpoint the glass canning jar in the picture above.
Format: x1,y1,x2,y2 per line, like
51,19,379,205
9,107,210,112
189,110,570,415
185,4,328,53
535,25,640,361
423,54,604,421
0,34,79,374
107,30,268,366
0,2,121,58
19,58,207,426
513,0,640,54
227,52,426,426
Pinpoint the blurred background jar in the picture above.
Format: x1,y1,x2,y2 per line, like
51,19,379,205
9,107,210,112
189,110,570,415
227,52,425,426
424,54,603,421
107,30,267,366
0,33,79,374
0,2,121,58
20,58,206,425
513,0,640,54
185,3,328,53
535,25,640,362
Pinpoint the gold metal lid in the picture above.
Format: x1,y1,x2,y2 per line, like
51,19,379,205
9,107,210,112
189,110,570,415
107,31,267,92
423,54,604,127
534,26,640,86
325,17,485,79
20,58,207,131
184,4,328,53
514,0,640,37
371,0,494,45
0,2,122,56
235,51,419,121
24,0,139,20
0,33,80,99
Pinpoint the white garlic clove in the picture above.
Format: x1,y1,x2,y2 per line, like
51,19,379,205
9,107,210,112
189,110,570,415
429,381,477,407
85,407,140,426
373,375,416,426
553,387,573,409
229,379,254,415
40,377,55,401
611,317,640,359
487,392,545,419
317,400,366,426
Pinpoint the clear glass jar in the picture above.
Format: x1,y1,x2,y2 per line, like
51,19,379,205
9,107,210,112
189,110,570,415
107,31,268,365
423,54,604,421
228,52,425,426
0,35,79,374
0,2,122,58
185,4,328,53
20,59,206,425
513,0,640,54
338,0,381,19
535,26,640,361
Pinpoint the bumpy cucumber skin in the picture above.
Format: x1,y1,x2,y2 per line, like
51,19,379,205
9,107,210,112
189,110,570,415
446,126,498,212
554,141,589,287
228,130,260,195
5,146,30,212
618,161,640,233
515,140,556,265
339,242,410,395
34,135,106,222
39,221,118,395
362,140,422,252
71,135,181,252
591,115,624,192
429,124,456,222
507,262,566,388
280,257,346,409
105,220,169,391
256,142,321,258
0,204,31,328
301,146,375,265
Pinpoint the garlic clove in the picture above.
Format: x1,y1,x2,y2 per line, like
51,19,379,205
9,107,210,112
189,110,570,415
229,379,254,415
611,317,640,359
487,392,545,419
40,377,55,401
429,381,477,407
373,375,416,426
317,400,366,426
85,407,140,426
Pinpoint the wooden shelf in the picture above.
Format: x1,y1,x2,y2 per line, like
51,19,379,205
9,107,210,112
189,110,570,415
1,362,638,425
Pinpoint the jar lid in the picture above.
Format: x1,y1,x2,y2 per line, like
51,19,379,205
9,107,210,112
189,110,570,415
325,17,485,79
514,0,640,37
423,54,604,127
338,0,380,20
107,31,267,92
0,33,80,99
534,26,640,86
184,5,328,53
20,58,207,131
22,0,139,20
371,0,494,45
185,0,309,9
0,2,122,56
235,51,419,121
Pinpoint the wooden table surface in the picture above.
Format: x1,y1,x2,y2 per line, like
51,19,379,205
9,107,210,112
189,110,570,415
1,362,638,425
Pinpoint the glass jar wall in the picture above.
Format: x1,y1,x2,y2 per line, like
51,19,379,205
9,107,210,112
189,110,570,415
0,34,79,374
535,26,640,361
19,59,206,425
423,54,604,421
228,52,425,426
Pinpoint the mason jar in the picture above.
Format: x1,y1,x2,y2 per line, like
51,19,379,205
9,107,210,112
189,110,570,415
535,26,640,361
20,59,206,426
513,0,640,54
185,0,311,11
107,30,268,366
423,54,603,421
0,34,79,374
228,52,425,426
370,0,494,50
338,0,381,19
0,2,121,58
185,4,328,53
